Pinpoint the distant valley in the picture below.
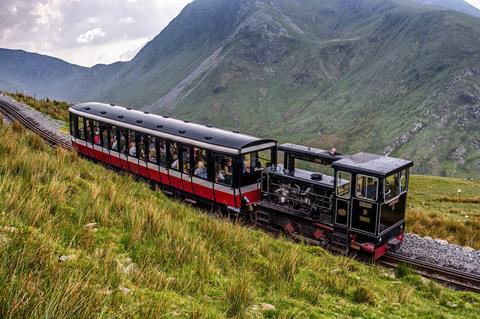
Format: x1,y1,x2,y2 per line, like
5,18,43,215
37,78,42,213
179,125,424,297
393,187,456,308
1,0,479,178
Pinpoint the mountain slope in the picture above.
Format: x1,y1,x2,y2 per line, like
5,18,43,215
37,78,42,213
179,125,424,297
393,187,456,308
0,0,479,178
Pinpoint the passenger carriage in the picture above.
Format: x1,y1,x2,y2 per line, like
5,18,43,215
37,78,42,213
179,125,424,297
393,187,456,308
68,103,276,212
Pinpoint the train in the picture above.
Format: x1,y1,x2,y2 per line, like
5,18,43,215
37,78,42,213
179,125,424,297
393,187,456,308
69,102,413,259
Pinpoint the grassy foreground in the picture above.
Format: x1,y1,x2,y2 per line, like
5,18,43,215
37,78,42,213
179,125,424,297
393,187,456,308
1,121,479,318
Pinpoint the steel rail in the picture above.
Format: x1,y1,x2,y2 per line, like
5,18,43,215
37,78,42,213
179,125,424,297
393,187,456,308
0,99,72,150
379,252,480,293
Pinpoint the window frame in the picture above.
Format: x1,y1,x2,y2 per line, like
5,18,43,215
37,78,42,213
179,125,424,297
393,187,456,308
168,141,180,171
355,174,379,202
384,172,401,202
400,169,408,194
336,171,352,199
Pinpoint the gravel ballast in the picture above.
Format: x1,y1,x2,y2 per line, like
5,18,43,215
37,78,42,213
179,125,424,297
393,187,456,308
0,94,70,143
397,233,480,275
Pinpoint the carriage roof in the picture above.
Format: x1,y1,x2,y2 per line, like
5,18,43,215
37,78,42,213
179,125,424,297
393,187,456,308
70,102,276,154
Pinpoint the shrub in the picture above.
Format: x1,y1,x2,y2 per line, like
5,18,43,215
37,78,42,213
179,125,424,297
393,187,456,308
352,286,376,305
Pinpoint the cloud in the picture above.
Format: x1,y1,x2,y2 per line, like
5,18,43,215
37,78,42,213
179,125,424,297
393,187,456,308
0,0,192,66
31,1,62,26
76,28,106,44
118,17,135,24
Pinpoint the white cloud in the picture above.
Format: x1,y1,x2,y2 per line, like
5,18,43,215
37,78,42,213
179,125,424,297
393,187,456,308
466,0,480,9
118,16,135,24
76,28,106,44
32,1,62,26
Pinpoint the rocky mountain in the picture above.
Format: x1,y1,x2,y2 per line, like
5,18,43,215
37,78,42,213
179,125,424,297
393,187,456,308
1,0,479,178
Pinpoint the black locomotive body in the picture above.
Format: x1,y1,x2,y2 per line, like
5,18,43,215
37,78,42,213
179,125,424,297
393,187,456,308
256,144,412,259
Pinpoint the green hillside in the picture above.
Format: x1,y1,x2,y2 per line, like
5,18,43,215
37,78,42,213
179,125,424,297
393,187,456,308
1,0,479,179
1,117,479,317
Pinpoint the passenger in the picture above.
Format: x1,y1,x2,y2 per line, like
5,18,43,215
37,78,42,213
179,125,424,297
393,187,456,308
129,142,136,157
254,160,263,171
94,130,100,145
216,169,226,183
149,144,156,162
111,136,118,150
171,154,179,169
195,161,208,179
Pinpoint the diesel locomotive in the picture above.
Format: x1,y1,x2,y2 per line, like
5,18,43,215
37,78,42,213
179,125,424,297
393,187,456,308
69,102,412,259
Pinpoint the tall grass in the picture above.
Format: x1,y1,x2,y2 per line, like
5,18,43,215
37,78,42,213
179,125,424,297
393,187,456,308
6,92,69,122
0,125,479,317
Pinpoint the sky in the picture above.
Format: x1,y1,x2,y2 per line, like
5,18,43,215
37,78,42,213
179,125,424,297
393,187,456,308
1,0,480,67
0,0,192,67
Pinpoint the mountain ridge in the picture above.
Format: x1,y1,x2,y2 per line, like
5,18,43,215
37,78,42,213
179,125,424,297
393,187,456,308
0,0,479,178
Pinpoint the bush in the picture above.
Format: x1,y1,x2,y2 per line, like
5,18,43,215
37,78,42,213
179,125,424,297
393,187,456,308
352,286,376,305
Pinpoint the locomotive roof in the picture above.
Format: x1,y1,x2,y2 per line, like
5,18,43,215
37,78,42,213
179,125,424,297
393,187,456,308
70,102,276,154
279,143,345,164
332,152,413,177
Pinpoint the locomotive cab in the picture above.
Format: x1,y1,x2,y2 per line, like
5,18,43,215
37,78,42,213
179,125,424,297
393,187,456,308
332,153,413,258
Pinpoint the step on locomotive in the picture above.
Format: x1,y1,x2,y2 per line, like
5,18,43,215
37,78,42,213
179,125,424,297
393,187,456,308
69,102,412,259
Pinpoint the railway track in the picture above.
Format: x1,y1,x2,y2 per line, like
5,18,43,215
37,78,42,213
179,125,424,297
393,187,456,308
378,252,480,293
0,98,72,150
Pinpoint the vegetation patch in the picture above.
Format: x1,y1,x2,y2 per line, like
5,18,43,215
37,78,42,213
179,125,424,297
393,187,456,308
6,92,69,122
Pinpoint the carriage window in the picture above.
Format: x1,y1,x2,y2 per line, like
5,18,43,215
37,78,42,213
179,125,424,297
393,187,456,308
215,154,233,186
100,123,109,147
194,148,208,179
158,139,167,167
181,145,191,174
147,135,157,163
77,116,85,140
137,134,146,161
336,171,351,199
128,131,136,157
86,119,94,143
119,129,127,155
70,114,76,136
169,142,179,170
110,126,117,150
385,173,400,202
93,121,101,145
400,169,408,193
356,175,378,201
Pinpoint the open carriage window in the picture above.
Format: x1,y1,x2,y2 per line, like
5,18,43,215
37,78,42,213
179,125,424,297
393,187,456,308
137,134,146,161
147,135,157,163
356,175,378,201
110,126,117,150
158,139,167,167
100,123,109,147
93,121,101,145
181,145,191,174
77,116,85,140
169,142,179,170
215,154,233,186
193,148,208,180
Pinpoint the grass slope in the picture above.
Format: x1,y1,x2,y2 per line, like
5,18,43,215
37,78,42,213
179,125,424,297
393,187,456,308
408,175,480,249
0,120,479,318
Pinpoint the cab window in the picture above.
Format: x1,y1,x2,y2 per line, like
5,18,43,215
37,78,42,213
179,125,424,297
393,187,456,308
400,169,408,193
356,175,378,201
385,173,400,202
336,171,351,199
